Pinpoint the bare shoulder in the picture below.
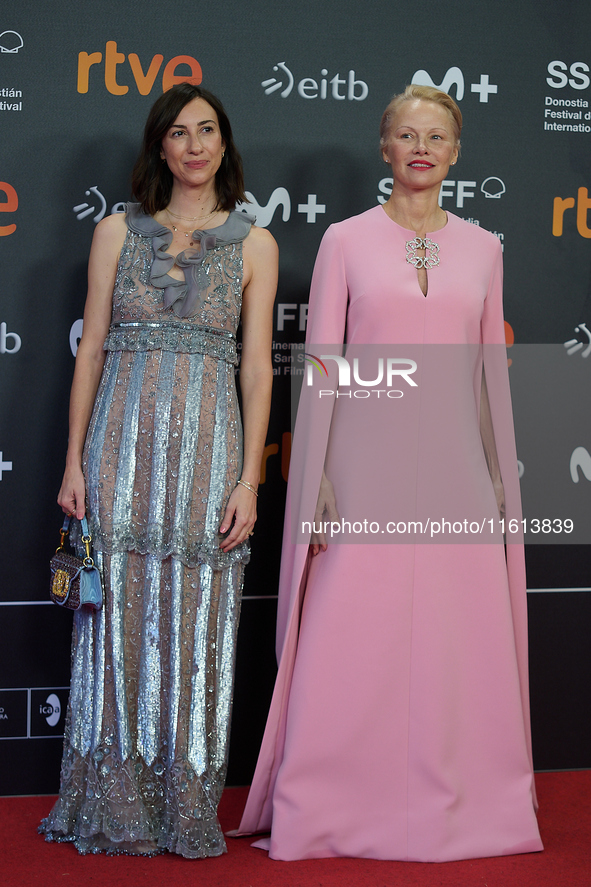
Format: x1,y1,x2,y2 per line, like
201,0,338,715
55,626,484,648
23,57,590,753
243,224,278,260
241,225,278,294
87,213,128,287
92,211,128,253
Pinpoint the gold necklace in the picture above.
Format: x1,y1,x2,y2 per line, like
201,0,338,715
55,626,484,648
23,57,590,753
166,208,217,246
166,206,217,222
169,222,195,245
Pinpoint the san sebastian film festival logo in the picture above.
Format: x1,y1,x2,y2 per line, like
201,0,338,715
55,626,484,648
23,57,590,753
545,60,591,132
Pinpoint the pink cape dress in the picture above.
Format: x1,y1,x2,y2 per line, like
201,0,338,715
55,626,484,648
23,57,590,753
235,207,543,861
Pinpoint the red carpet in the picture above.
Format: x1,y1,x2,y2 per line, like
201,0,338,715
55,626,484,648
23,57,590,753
2,771,590,887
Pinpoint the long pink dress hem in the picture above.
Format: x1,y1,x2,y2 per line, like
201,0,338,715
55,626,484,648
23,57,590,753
235,207,542,862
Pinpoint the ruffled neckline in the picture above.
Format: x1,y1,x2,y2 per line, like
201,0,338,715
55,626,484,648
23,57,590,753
126,202,255,318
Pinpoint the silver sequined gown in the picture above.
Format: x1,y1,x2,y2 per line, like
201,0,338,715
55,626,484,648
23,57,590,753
41,205,254,858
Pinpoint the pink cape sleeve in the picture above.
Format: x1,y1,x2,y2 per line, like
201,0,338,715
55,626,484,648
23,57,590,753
480,242,537,806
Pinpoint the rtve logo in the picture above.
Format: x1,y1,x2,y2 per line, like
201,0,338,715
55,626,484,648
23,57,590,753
552,188,591,237
0,182,17,236
411,67,498,103
77,41,202,95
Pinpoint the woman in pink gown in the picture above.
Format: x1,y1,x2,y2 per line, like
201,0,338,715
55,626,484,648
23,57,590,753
235,86,543,861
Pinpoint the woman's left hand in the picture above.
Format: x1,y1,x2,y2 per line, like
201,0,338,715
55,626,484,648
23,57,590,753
219,483,257,552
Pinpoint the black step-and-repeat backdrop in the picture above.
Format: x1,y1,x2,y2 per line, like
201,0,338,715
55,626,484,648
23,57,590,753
1,0,590,794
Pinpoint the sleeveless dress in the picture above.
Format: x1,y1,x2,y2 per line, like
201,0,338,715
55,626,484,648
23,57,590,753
41,205,254,858
236,207,543,861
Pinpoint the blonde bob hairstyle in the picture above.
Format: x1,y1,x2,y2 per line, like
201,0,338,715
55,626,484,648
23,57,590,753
379,84,462,149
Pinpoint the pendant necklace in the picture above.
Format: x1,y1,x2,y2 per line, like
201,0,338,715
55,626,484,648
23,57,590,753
166,207,217,246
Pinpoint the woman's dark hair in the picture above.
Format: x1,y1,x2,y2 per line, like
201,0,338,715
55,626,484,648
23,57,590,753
132,83,247,215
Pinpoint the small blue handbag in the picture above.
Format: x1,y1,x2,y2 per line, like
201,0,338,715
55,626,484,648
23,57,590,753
50,514,103,610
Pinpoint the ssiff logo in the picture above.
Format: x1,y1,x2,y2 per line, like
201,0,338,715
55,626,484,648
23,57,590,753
547,61,590,90
262,62,368,100
377,175,506,209
77,41,202,94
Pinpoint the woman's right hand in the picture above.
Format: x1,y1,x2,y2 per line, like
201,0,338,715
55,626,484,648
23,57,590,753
57,463,86,520
310,472,339,557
